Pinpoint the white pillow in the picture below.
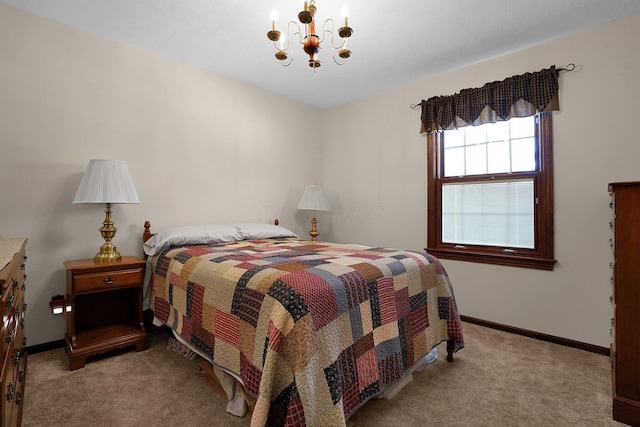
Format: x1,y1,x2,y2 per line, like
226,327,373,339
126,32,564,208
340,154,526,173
231,222,298,240
144,223,244,256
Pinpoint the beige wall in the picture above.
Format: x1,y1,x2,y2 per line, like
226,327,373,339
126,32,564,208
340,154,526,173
0,4,324,346
324,13,640,348
2,3,639,348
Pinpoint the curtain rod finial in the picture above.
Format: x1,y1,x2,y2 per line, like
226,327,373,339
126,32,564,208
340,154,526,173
558,63,575,72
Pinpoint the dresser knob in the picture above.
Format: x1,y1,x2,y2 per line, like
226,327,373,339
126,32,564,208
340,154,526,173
103,276,116,285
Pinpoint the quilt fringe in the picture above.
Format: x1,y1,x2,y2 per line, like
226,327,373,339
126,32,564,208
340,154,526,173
167,337,197,360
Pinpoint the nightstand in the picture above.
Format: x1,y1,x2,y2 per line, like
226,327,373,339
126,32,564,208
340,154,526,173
63,256,148,370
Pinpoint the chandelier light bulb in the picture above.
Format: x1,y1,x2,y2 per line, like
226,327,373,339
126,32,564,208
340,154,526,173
341,5,349,27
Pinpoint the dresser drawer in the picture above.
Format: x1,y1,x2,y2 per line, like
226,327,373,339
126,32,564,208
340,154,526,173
0,318,16,364
0,288,15,328
73,268,143,293
1,341,15,426
0,246,25,295
11,350,26,427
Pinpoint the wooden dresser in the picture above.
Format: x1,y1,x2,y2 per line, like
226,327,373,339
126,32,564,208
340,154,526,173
0,238,27,427
609,182,640,426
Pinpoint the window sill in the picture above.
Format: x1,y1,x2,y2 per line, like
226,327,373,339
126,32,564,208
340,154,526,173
424,248,556,271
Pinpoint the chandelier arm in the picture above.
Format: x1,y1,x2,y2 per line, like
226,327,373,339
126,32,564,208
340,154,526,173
275,21,303,52
333,55,345,66
287,21,304,45
320,18,349,50
318,18,335,45
273,21,304,56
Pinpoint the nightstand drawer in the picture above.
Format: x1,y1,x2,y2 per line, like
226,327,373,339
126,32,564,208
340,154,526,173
73,268,143,293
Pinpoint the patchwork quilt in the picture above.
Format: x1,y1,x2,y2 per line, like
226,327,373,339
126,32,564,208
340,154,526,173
149,239,464,427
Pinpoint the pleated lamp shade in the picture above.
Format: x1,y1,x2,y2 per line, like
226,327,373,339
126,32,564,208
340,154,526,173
73,159,140,204
297,185,330,211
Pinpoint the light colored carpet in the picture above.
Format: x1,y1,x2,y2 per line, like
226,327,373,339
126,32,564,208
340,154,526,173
22,322,624,427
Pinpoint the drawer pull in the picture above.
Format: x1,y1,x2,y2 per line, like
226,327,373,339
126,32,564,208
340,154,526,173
103,276,117,285
18,371,25,383
15,391,21,405
6,383,14,402
6,330,14,344
6,295,15,309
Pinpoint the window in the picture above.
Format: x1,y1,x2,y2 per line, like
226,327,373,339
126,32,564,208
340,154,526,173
427,112,555,270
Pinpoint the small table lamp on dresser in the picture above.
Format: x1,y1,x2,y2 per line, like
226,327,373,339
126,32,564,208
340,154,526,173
59,159,148,370
297,184,331,241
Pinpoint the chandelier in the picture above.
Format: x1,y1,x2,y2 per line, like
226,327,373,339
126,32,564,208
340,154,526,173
267,0,353,69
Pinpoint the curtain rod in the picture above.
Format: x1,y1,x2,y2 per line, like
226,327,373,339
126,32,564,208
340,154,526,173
409,63,575,110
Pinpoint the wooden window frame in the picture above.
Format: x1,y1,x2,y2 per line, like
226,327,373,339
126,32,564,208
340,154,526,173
426,112,556,270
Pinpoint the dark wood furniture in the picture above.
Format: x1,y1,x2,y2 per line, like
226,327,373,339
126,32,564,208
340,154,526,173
0,238,27,427
63,256,148,370
609,181,640,426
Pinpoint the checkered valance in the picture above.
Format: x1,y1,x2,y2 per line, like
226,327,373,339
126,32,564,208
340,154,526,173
419,66,560,134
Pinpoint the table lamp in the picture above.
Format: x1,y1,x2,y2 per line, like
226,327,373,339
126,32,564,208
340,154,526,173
73,159,140,263
297,184,330,241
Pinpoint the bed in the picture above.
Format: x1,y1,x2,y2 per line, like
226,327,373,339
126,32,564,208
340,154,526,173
142,220,464,427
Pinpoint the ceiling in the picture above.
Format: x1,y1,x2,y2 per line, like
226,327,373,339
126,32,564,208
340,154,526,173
3,0,640,109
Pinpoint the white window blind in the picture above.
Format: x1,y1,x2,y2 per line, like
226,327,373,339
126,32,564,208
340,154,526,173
442,179,535,248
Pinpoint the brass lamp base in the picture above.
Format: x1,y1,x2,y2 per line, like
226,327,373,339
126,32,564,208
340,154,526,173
94,243,121,263
94,203,122,263
308,216,320,241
